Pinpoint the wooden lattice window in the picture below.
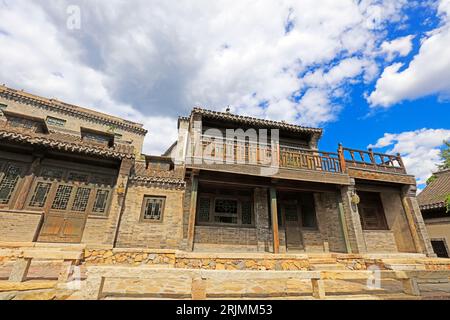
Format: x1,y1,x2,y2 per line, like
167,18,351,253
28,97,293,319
72,187,91,212
92,190,110,214
51,185,73,210
141,196,165,221
0,164,22,205
29,182,52,208
284,204,298,222
241,201,253,225
198,197,211,222
300,194,317,229
214,199,238,224
27,165,114,216
196,187,254,227
357,192,388,230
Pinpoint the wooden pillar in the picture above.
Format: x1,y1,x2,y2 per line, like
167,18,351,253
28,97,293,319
14,156,42,210
338,144,346,173
270,187,280,254
187,172,199,251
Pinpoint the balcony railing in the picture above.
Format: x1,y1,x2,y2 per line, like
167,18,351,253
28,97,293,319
189,135,407,175
340,146,406,174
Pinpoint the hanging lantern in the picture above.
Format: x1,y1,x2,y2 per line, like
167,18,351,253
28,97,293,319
351,193,360,205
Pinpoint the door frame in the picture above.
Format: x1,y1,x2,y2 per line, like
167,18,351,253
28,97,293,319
280,200,305,251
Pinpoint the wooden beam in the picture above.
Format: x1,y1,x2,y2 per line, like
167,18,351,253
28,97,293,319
270,187,280,254
187,173,199,251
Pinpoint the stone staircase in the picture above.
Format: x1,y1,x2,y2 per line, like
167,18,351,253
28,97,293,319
381,259,427,271
308,256,347,271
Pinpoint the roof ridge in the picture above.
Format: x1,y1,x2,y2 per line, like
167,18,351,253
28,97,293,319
434,168,450,175
191,107,323,134
0,85,147,135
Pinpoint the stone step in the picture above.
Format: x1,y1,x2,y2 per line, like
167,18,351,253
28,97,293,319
380,258,421,264
383,264,427,271
309,258,337,264
309,264,346,271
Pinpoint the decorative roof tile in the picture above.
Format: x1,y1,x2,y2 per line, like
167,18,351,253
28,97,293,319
131,162,185,187
418,169,450,211
0,122,134,160
191,107,323,136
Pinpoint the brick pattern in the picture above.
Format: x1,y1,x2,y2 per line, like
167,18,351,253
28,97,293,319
254,188,270,252
0,210,42,242
302,231,325,252
363,231,398,252
194,226,257,247
314,192,347,253
114,183,185,249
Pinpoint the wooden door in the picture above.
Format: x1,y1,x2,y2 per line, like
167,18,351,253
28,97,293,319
282,201,304,251
38,184,90,243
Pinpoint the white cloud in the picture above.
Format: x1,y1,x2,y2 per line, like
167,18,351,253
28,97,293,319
380,35,414,61
0,0,411,153
369,0,450,107
369,128,450,184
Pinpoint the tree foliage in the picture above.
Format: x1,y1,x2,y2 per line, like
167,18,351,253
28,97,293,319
439,140,450,170
446,194,450,213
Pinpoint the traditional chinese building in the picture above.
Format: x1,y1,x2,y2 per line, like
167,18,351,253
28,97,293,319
418,169,450,258
0,85,435,257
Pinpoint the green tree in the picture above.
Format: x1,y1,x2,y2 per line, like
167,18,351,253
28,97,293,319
446,194,450,213
439,140,450,170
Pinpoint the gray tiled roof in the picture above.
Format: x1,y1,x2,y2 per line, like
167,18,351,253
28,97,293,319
191,107,323,136
418,169,450,210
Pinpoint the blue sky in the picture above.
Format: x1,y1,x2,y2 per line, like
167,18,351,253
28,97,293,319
0,0,449,189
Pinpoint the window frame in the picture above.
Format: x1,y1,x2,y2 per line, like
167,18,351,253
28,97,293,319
0,162,26,209
24,165,115,217
196,192,255,228
140,196,166,223
431,238,449,258
46,116,67,128
357,191,389,231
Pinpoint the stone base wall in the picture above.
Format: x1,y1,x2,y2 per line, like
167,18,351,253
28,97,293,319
84,248,176,266
0,210,42,242
363,230,398,252
175,255,309,271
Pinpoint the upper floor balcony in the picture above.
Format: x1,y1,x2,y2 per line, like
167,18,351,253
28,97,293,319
185,134,414,185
